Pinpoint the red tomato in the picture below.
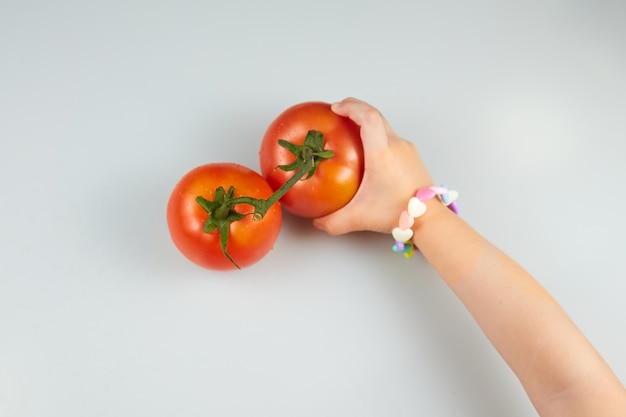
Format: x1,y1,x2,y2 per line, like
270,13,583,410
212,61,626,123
167,163,282,270
259,101,364,218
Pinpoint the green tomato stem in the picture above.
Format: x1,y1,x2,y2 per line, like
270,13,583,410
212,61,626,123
227,161,311,220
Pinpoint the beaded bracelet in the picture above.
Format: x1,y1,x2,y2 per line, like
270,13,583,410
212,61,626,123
392,184,459,258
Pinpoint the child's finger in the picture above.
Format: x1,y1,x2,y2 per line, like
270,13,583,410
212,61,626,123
331,98,391,152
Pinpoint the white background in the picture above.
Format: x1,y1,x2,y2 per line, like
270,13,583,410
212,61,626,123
1,0,625,416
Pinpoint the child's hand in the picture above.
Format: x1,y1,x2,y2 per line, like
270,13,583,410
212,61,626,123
313,97,435,235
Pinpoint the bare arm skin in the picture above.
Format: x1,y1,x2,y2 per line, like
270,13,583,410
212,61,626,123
314,97,626,417
414,200,626,416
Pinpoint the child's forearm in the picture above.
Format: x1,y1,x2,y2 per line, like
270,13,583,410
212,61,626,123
412,203,626,416
322,97,626,415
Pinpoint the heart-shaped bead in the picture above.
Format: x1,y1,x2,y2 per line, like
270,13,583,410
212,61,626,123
398,210,414,229
416,187,436,201
392,227,413,243
445,190,459,205
407,197,427,218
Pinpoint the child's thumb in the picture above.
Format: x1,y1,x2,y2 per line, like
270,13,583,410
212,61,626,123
312,210,359,236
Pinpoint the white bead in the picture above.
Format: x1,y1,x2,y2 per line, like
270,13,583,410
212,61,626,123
392,227,413,242
407,197,427,218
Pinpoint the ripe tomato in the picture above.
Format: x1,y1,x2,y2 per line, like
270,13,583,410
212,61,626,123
166,163,282,270
259,101,364,218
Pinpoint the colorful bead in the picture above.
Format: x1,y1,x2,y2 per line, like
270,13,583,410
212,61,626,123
403,244,415,258
398,210,414,229
446,190,459,205
392,227,413,242
392,240,414,256
416,187,436,201
407,197,427,217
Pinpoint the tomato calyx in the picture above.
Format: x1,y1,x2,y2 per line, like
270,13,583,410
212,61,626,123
195,186,251,268
276,130,335,179
195,130,334,269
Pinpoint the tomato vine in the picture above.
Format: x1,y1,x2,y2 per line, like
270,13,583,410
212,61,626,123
194,130,334,268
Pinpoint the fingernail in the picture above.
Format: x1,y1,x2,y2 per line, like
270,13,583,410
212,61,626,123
312,220,324,230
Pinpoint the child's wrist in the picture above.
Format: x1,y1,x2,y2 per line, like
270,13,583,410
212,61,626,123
412,195,450,228
391,185,459,258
